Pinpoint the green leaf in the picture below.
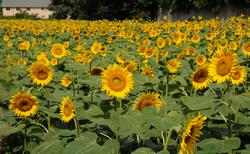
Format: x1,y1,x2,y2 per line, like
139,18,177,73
181,96,217,110
99,139,120,154
157,150,170,154
231,92,250,109
132,147,155,154
77,105,104,120
63,132,100,154
31,139,64,154
198,137,241,153
0,122,25,136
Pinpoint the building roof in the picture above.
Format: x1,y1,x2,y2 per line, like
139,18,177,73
1,0,51,8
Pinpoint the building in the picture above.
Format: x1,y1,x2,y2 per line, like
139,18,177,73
1,0,52,19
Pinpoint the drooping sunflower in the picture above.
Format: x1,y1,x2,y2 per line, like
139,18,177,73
101,64,133,99
191,65,211,90
60,96,75,123
51,43,67,58
61,74,72,88
208,51,237,84
180,113,207,154
133,92,163,111
28,62,53,86
242,42,250,57
9,92,39,118
230,65,247,85
166,59,181,74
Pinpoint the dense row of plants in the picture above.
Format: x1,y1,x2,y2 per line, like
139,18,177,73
0,16,250,153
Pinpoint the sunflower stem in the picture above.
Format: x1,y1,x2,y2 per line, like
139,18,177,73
74,116,80,137
23,118,28,153
164,128,174,151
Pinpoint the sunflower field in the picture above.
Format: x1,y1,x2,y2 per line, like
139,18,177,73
0,16,250,154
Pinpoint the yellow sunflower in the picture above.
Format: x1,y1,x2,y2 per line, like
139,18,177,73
101,64,134,99
230,65,247,85
195,54,207,66
133,92,163,111
9,92,39,118
156,37,166,49
191,65,211,90
141,64,154,78
61,74,72,87
51,43,67,58
242,42,250,57
28,62,53,86
60,96,75,123
208,51,237,84
166,59,181,74
91,67,104,76
180,113,207,154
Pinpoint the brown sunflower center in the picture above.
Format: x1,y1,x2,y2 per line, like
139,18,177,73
245,45,250,52
139,99,154,110
63,104,73,117
194,68,208,83
108,74,126,92
231,71,241,80
18,99,33,112
216,57,233,76
37,69,49,80
55,48,63,55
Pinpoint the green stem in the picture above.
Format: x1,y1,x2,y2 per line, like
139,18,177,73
74,116,80,137
23,118,28,153
164,128,174,151
47,101,51,131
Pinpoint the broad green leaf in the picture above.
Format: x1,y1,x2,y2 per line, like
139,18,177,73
181,96,217,110
63,132,100,154
198,137,241,153
31,139,64,154
157,150,170,154
0,122,25,136
132,147,155,154
231,92,250,109
77,105,104,120
99,139,120,154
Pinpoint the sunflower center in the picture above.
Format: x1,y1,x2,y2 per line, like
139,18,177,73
18,99,33,112
194,69,208,83
216,57,233,76
108,74,127,92
246,45,250,52
63,104,73,117
37,69,49,80
139,99,154,110
55,48,63,55
231,71,241,80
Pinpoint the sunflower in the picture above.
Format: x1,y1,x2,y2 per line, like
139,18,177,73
61,74,72,87
91,67,104,76
50,58,58,66
180,113,207,154
141,64,154,78
19,41,30,51
208,51,237,84
28,62,53,86
133,92,163,111
9,92,39,118
101,64,133,99
195,54,207,66
60,96,75,123
156,37,166,49
51,43,67,58
166,59,181,74
230,65,247,85
191,65,211,90
242,42,250,57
